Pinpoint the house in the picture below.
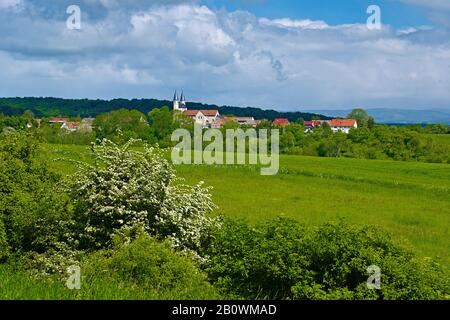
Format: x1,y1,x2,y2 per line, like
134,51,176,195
211,118,226,129
304,120,329,131
273,118,290,126
183,110,220,128
79,118,95,132
304,119,357,134
212,116,258,128
330,119,357,133
49,117,70,123
60,121,80,132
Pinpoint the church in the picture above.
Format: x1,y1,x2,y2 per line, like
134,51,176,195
173,91,220,128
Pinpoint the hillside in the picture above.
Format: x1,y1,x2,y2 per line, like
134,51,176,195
307,108,450,125
0,97,330,122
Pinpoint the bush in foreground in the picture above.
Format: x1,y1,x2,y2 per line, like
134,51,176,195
67,139,219,258
0,132,70,259
203,218,448,300
79,234,219,300
1,235,219,300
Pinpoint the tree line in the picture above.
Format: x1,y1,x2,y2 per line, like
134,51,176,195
0,97,326,121
1,107,450,164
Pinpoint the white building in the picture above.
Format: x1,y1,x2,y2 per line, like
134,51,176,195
184,110,220,128
173,91,187,112
304,119,357,134
173,91,220,128
330,119,358,134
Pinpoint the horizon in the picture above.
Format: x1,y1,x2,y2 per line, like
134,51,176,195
1,96,450,113
0,1,449,111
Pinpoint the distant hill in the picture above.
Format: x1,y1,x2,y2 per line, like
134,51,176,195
306,108,450,125
0,97,330,122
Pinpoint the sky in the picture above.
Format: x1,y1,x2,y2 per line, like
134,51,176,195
0,0,449,111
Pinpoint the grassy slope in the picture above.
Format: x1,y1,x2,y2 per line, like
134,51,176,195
39,144,450,264
0,265,217,300
426,134,450,145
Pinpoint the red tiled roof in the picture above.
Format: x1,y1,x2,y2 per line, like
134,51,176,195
304,120,331,128
183,110,219,117
273,118,290,126
64,122,80,130
50,117,70,123
330,119,357,127
213,118,226,125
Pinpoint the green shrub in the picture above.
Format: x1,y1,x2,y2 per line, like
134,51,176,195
81,235,220,299
0,219,8,261
0,132,71,256
203,218,448,300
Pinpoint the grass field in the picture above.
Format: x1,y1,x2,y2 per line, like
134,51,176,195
39,143,450,265
426,134,450,145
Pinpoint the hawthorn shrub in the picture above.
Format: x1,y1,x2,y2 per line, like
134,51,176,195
67,139,219,258
203,218,448,300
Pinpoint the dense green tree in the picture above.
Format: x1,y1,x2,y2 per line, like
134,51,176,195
94,109,151,143
148,106,178,146
347,108,371,127
280,131,296,151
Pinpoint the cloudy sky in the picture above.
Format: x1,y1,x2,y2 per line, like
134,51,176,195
0,0,449,111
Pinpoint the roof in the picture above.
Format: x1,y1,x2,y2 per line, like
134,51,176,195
49,117,70,123
273,118,290,126
63,122,80,130
330,119,357,127
304,120,330,128
222,117,256,124
213,118,226,125
183,110,219,117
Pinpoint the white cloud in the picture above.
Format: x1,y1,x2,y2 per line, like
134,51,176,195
0,0,22,10
259,18,329,30
0,2,449,110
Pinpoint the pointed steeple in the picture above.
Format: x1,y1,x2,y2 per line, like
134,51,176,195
180,91,185,102
173,90,178,101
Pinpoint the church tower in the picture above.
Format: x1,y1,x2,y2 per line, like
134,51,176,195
173,91,180,111
173,90,187,112
180,91,187,110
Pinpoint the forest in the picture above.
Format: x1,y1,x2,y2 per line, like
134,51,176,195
0,97,328,122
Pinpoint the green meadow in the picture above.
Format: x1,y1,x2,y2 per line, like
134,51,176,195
40,143,450,265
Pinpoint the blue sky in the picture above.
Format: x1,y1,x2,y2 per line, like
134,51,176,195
204,0,431,28
0,0,449,111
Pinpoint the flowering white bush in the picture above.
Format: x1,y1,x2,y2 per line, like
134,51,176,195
67,139,219,257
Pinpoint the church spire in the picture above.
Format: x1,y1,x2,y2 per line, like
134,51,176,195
173,90,178,101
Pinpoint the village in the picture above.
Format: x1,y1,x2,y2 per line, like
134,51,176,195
42,91,358,134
